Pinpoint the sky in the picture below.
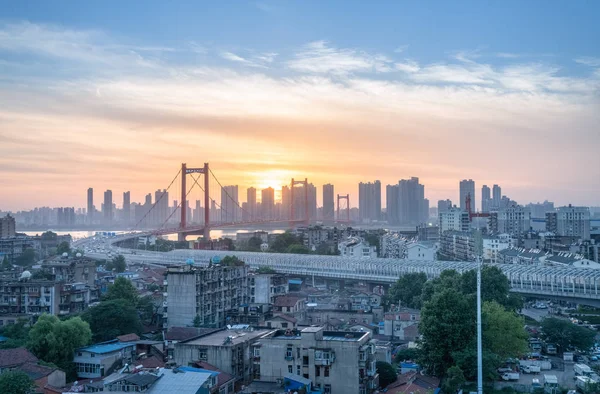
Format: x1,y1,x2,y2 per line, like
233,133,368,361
1,0,599,211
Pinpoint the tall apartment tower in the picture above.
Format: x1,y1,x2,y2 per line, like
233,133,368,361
386,184,399,225
87,188,94,224
246,187,257,220
221,185,239,223
358,180,381,222
459,179,475,212
323,184,335,221
481,185,491,213
492,184,501,210
261,187,275,220
437,199,452,213
0,214,16,238
556,205,590,240
281,186,290,220
398,177,427,225
122,191,131,224
103,190,113,224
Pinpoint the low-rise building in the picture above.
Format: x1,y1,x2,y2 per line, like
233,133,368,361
383,309,420,341
0,348,38,373
74,340,136,379
439,231,475,261
406,242,437,261
249,273,288,304
482,234,511,263
380,233,408,259
252,326,379,394
338,237,377,258
265,314,298,330
273,295,306,321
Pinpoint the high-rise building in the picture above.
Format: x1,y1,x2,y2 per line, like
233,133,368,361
0,214,16,238
437,199,452,214
386,184,399,225
122,191,130,224
193,200,203,224
323,184,335,221
290,183,316,220
497,205,531,236
439,207,470,234
154,189,169,226
281,186,290,220
261,187,275,220
481,185,491,213
221,185,239,223
492,184,501,210
87,188,94,224
308,183,317,220
358,180,381,222
555,205,590,240
103,190,113,224
397,177,427,225
459,179,475,212
246,187,257,220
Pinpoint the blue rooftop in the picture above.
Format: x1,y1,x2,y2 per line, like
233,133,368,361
178,366,219,377
79,342,133,354
289,279,302,285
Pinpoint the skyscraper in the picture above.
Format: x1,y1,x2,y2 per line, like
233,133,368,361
323,184,335,221
247,187,257,220
358,180,381,222
459,179,475,212
437,199,452,213
154,189,169,226
103,190,113,224
481,185,491,213
281,185,290,220
87,187,94,224
221,185,239,222
261,187,275,220
398,177,427,225
386,184,399,225
123,191,130,224
492,184,501,210
307,183,317,220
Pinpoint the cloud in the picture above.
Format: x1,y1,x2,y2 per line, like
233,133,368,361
395,60,420,73
575,57,600,67
288,40,394,74
220,51,267,68
256,52,278,63
496,52,520,59
394,45,409,53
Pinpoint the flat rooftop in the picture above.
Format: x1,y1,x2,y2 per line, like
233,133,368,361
322,331,369,342
78,342,133,355
184,329,272,347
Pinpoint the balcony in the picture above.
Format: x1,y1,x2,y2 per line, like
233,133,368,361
284,355,294,361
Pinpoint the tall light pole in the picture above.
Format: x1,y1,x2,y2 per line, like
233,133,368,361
477,255,483,394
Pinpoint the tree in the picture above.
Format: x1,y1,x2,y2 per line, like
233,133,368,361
221,256,245,267
27,314,91,375
222,238,235,251
270,232,302,253
82,299,142,342
419,288,475,377
461,266,522,310
256,266,277,274
376,361,398,388
443,366,466,394
285,244,310,254
193,315,202,327
364,233,380,248
247,236,263,252
482,301,528,359
0,370,35,394
0,317,30,349
394,348,420,363
1,255,11,270
421,270,463,303
106,254,126,273
15,248,36,266
137,296,156,326
56,241,71,255
386,272,428,309
104,277,139,305
541,317,596,352
41,231,57,241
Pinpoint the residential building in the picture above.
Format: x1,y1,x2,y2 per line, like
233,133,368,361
0,215,16,238
482,185,491,213
497,205,531,236
273,295,306,321
439,231,475,261
87,187,94,224
103,189,113,224
0,236,34,264
552,205,591,240
261,187,275,220
406,242,436,260
0,348,39,373
18,361,66,392
281,186,290,220
386,184,400,225
544,252,600,269
492,184,502,210
0,279,62,315
417,224,440,242
323,184,335,221
438,207,470,234
265,314,298,330
383,309,420,341
74,340,136,379
437,199,452,214
459,179,475,212
338,237,377,258
528,201,555,219
250,273,288,304
247,187,257,220
123,191,130,224
380,233,408,258
482,234,511,263
359,180,382,223
398,177,428,225
253,326,379,394
221,185,239,223
164,263,249,329
174,327,274,383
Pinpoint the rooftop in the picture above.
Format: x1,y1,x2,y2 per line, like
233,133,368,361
182,328,273,347
274,295,305,307
148,368,213,394
0,348,38,368
116,333,140,342
322,331,369,342
165,326,221,341
78,341,134,355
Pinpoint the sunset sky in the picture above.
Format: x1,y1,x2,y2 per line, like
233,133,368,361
1,1,599,211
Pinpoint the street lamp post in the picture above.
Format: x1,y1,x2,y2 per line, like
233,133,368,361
477,255,483,394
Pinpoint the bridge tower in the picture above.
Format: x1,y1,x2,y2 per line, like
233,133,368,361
336,194,350,222
290,178,309,226
180,162,210,241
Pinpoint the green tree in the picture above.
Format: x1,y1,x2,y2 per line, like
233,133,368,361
27,314,91,376
104,277,139,305
0,370,35,394
106,254,126,273
82,299,142,342
1,255,11,270
386,272,428,309
137,296,156,325
0,317,30,349
270,232,302,253
482,301,528,359
285,244,310,254
222,238,235,251
419,288,475,377
443,366,466,394
56,241,71,255
193,315,202,327
541,317,596,352
221,256,245,267
461,266,521,310
15,248,36,266
364,233,380,248
394,348,420,363
41,231,57,241
376,361,398,388
256,266,277,274
247,236,263,252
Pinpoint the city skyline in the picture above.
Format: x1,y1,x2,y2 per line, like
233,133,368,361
1,1,599,210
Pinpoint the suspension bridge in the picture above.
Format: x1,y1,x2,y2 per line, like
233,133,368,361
134,163,351,241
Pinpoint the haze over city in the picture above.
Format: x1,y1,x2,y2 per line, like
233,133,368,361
1,0,599,211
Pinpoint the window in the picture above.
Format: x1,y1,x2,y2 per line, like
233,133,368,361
324,367,330,377
91,353,95,358
288,365,293,373
315,366,320,376
281,322,288,328
286,347,293,358
303,356,309,365
297,365,301,375
198,348,208,360
324,384,331,393
253,347,260,357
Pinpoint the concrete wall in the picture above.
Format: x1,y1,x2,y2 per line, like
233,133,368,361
166,272,196,328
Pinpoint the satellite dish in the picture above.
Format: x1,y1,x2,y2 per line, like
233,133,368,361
20,271,32,280
211,256,221,264
76,253,82,258
62,252,68,257
186,258,195,265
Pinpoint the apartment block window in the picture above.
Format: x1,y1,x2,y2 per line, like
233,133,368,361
324,384,331,393
286,347,293,358
198,348,208,360
324,367,330,377
315,366,320,376
288,365,293,373
297,365,301,375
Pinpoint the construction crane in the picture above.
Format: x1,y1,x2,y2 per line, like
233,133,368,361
465,194,490,222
